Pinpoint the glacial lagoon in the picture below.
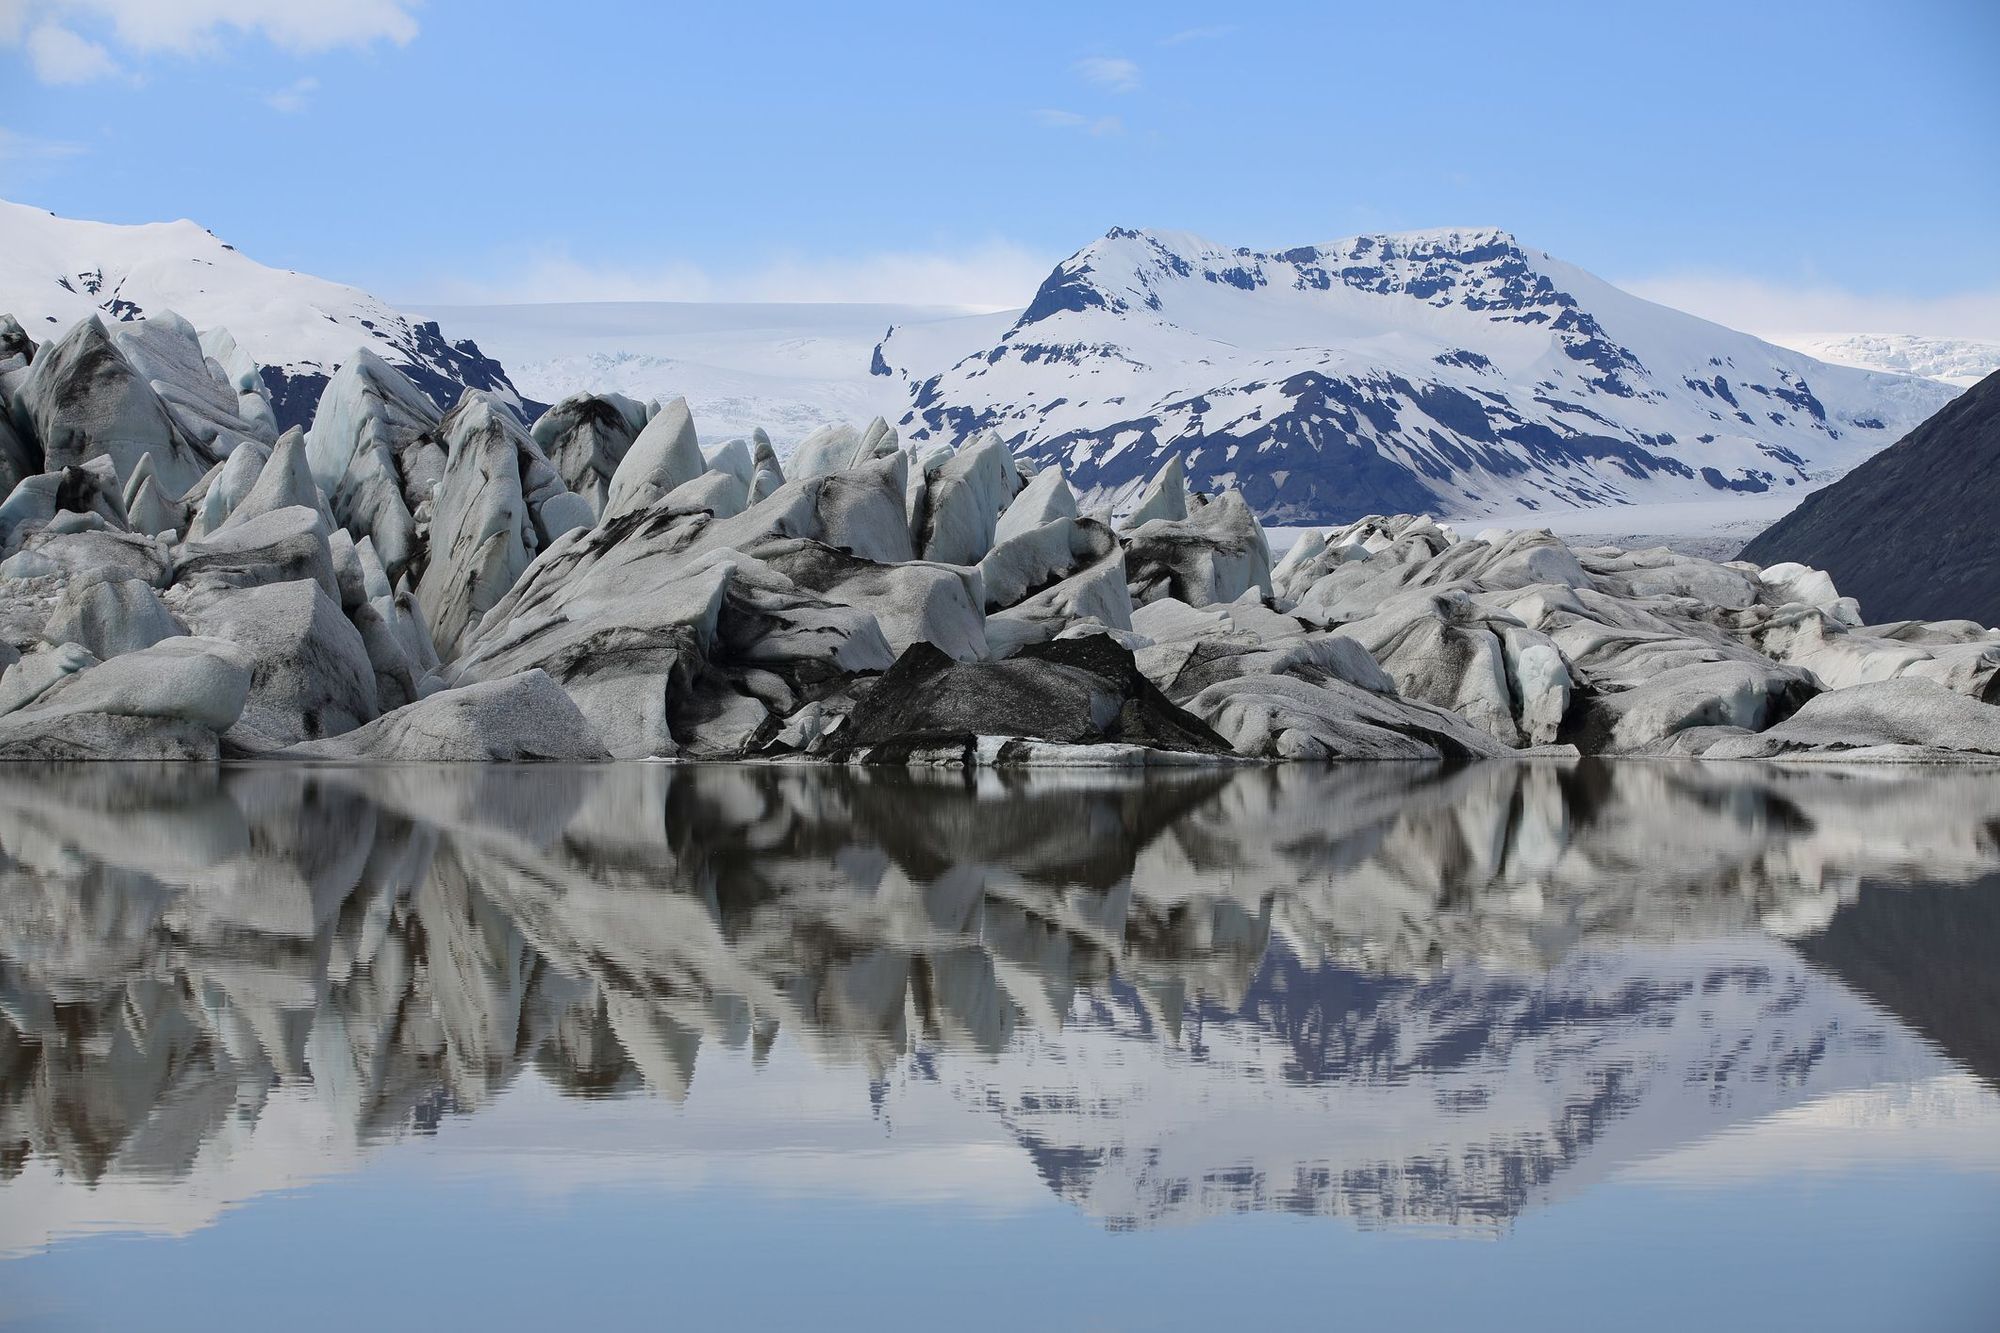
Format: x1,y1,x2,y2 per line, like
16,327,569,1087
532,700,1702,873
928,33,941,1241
1,760,1997,1331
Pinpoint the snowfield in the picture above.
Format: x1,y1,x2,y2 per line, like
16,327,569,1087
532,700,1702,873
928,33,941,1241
415,300,1004,446
1778,332,2000,389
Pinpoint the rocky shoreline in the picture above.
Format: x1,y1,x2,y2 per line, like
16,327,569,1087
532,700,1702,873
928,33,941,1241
0,312,1996,765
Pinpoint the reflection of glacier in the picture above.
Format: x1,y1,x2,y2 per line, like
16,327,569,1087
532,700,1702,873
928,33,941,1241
1,762,1997,1246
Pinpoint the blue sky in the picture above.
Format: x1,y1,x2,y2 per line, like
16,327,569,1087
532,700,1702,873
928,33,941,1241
1,0,1996,333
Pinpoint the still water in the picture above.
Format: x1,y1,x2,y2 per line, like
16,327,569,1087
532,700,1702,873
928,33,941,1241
1,761,1997,1331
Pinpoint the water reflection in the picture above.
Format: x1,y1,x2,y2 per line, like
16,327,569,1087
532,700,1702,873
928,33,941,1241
1,761,1997,1246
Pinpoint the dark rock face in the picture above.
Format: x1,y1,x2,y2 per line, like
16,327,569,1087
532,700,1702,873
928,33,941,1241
1012,257,1120,327
259,367,332,436
834,635,1233,761
401,319,530,411
1739,369,2000,626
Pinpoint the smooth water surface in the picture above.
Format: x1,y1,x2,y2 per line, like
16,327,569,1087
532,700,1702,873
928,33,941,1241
2,761,1997,1331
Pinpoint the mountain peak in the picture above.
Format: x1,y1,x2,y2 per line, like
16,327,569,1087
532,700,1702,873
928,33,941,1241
1014,224,1557,341
905,224,1959,525
0,198,527,431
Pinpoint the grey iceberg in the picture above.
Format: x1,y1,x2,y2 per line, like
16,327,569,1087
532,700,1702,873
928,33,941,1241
175,578,379,747
532,392,649,517
602,396,705,522
42,576,185,659
416,393,584,659
913,432,1023,565
1124,489,1273,608
303,349,444,584
0,316,1994,768
1660,677,2000,761
0,636,250,759
13,318,216,495
284,668,608,762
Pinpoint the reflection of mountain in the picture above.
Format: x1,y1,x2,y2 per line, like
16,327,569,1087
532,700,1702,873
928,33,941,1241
1795,874,2000,1088
972,937,1940,1230
1,763,1997,1246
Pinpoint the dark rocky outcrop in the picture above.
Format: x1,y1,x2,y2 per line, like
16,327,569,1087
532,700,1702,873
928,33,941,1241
832,635,1233,762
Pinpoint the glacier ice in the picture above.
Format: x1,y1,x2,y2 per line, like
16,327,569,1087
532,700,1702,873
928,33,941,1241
0,307,1990,764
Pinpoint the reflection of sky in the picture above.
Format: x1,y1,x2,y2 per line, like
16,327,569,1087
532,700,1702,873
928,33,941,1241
6,1096,1999,1333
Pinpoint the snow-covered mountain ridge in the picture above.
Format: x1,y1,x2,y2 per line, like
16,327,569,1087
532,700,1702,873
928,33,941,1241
0,199,525,430
3,201,1967,532
878,226,1959,525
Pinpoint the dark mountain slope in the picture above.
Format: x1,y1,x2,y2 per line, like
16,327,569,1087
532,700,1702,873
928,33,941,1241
1740,369,2000,625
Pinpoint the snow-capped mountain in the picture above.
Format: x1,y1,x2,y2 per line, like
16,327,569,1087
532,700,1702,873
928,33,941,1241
1782,332,2000,389
6,199,1963,530
879,227,1960,525
0,199,526,430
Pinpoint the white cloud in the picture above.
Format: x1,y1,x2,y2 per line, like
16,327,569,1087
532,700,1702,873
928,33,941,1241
264,74,317,113
413,240,1059,312
1622,270,2000,343
24,20,116,81
1033,108,1122,136
1160,24,1234,45
2,1,416,83
77,0,417,53
1074,55,1140,93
